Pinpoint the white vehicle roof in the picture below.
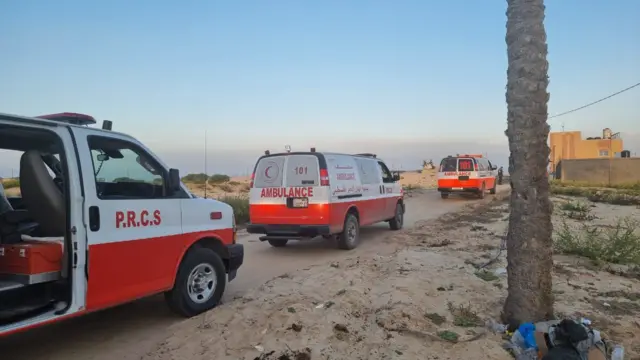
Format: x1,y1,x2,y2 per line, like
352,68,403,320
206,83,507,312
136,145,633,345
0,112,137,142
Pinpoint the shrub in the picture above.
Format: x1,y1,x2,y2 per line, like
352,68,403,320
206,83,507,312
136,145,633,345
228,181,241,186
559,200,595,221
209,174,231,184
551,185,640,206
1,178,20,189
218,195,249,224
218,183,233,193
550,180,640,191
182,173,209,184
240,183,251,193
554,217,640,265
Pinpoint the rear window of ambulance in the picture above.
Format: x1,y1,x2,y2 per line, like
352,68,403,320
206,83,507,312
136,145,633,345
457,158,474,171
285,155,319,186
440,158,457,172
253,156,285,188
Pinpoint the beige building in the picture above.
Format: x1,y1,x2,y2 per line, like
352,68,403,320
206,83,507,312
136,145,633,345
549,128,623,174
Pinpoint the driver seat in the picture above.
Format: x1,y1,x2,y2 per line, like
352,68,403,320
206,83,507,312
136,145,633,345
20,150,66,237
0,179,39,244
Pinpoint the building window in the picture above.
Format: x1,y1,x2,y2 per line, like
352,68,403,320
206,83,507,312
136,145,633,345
599,150,609,157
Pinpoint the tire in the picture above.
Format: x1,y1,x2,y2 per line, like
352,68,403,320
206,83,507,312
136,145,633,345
489,182,496,194
440,192,449,199
479,183,486,199
165,247,226,318
389,202,404,230
267,238,289,247
337,213,360,250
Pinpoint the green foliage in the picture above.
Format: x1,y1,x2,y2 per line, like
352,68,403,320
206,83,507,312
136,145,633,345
555,217,640,265
208,174,231,184
1,178,20,189
218,195,249,224
182,173,209,184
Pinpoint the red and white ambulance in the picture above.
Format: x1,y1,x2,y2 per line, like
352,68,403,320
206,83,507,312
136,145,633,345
436,154,498,199
247,150,405,250
0,112,243,337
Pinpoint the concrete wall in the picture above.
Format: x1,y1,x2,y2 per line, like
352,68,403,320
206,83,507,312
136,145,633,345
559,158,640,184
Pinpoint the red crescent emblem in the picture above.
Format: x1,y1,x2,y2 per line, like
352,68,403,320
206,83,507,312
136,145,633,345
264,165,273,179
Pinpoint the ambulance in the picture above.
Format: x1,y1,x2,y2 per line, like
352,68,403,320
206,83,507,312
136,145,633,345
436,154,498,199
247,150,404,250
0,112,243,337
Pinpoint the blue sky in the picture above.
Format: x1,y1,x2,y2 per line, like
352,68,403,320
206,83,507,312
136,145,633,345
1,0,638,175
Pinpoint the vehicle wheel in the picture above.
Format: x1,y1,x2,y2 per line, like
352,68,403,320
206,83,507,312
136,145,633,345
479,183,486,199
440,192,449,199
389,202,404,230
489,183,496,194
268,239,289,247
165,247,226,317
337,213,360,250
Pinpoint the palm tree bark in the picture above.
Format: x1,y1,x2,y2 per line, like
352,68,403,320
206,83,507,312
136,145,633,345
502,0,554,325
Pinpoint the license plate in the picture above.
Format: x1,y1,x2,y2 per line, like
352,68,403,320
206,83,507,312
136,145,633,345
453,187,463,190
292,197,308,208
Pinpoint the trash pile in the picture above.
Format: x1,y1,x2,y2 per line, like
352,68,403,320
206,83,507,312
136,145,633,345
493,318,625,360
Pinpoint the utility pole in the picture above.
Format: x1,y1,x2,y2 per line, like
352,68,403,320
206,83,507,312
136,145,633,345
204,130,208,199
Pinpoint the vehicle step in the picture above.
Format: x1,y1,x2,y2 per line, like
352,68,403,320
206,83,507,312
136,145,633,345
259,236,304,241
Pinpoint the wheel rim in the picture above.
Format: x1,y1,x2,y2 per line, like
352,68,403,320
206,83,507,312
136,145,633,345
187,263,217,304
395,206,403,225
346,220,357,245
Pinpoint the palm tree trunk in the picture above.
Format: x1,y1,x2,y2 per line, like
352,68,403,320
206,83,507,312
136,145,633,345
502,0,554,325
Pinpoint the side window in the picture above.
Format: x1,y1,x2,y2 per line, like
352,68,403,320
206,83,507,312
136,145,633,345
355,158,379,185
88,136,166,200
477,159,485,171
377,161,394,183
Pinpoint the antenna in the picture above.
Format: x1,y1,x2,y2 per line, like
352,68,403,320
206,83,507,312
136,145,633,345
204,130,208,199
561,122,565,132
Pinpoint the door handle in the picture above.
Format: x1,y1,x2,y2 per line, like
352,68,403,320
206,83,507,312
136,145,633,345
89,206,100,232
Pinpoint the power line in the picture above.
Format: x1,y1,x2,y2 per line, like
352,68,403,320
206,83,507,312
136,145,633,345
549,81,640,119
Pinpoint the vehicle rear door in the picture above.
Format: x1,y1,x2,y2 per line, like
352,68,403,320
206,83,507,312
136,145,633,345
250,154,327,225
71,128,185,311
456,157,476,188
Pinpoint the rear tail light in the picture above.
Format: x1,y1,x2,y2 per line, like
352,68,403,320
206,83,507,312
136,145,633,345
249,172,255,187
320,169,330,186
474,163,479,171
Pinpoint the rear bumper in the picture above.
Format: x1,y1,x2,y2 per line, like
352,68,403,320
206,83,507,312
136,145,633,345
226,244,244,282
247,223,331,237
438,187,480,193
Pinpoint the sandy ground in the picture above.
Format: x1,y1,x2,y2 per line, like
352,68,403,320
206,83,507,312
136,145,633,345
136,193,640,360
398,170,438,189
0,187,506,359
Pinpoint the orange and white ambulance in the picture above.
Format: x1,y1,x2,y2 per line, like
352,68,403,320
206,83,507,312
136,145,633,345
436,154,498,199
247,150,404,250
0,112,243,337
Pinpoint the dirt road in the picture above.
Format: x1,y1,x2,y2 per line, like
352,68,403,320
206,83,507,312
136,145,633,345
0,188,503,360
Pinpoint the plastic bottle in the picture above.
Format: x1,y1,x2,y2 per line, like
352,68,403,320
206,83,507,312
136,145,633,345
611,344,625,360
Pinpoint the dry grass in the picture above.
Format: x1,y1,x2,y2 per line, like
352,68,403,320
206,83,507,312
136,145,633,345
550,181,640,206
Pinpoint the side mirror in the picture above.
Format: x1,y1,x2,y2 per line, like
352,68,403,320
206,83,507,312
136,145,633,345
168,168,181,192
393,173,401,181
491,165,497,170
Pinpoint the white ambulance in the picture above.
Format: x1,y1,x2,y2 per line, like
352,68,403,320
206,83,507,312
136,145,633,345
247,149,405,250
0,112,243,337
436,154,498,199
